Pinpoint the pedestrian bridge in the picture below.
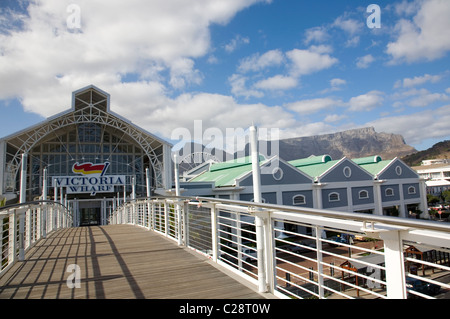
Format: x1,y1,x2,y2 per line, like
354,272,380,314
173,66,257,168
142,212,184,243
0,224,266,299
1,197,450,299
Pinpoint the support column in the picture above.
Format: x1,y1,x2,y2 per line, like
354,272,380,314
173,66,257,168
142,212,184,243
0,140,6,195
131,176,136,200
419,178,429,219
250,125,268,293
54,179,58,203
312,183,324,209
19,153,28,203
174,155,182,246
42,168,47,238
380,230,407,299
398,184,406,218
146,167,151,198
145,168,152,229
373,180,384,216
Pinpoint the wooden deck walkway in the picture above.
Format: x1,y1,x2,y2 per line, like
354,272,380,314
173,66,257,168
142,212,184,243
0,225,269,299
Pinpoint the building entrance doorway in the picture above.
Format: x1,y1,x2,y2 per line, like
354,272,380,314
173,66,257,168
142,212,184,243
80,207,100,226
77,200,102,226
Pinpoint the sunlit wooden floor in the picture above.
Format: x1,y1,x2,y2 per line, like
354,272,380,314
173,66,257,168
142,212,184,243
0,225,267,299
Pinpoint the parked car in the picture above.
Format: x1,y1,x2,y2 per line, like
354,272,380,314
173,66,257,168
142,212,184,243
329,234,355,247
242,248,257,262
406,277,440,298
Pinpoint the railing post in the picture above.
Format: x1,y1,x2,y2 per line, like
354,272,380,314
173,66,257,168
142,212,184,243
254,212,268,293
8,211,17,265
18,211,25,261
182,201,189,246
37,206,41,241
264,212,275,294
26,209,31,249
164,201,169,236
151,201,155,230
210,203,218,262
380,230,407,299
315,226,325,298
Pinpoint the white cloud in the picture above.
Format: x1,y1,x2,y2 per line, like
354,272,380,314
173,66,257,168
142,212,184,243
407,92,449,107
332,16,363,36
356,54,375,69
224,34,250,53
348,90,384,112
0,0,269,117
228,74,264,99
324,114,347,123
387,0,450,63
330,78,346,88
366,104,450,145
304,26,329,44
286,47,338,77
254,75,297,91
287,97,343,115
391,86,449,108
394,73,442,88
237,49,284,73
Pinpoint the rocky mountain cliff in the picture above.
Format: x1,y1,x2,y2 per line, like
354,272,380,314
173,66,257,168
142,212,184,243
175,127,417,172
276,127,416,161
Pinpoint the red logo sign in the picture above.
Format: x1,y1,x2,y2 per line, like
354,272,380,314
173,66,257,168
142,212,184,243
72,162,110,176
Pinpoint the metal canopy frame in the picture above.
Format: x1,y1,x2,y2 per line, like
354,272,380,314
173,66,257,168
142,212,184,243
3,85,171,192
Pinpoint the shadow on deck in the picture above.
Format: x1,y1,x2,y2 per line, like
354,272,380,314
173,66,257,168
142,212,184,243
0,225,270,299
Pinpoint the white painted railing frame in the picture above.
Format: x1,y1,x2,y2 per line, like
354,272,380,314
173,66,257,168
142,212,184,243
0,201,72,278
109,196,450,299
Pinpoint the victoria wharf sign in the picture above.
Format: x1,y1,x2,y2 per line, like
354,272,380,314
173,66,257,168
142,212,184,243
52,162,125,195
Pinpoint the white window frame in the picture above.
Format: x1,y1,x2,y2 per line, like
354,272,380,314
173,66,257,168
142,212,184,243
329,192,340,202
359,190,369,199
292,195,306,205
385,188,394,197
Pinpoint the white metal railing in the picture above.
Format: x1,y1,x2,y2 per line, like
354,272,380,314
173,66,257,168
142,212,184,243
0,200,72,278
109,196,450,299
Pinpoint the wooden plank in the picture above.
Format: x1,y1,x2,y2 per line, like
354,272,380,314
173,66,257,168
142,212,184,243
0,225,268,299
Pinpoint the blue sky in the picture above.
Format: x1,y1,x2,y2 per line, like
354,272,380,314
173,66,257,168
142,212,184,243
0,0,449,152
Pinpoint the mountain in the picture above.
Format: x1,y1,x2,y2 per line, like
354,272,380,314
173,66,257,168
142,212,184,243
275,127,417,161
174,127,417,171
402,140,450,166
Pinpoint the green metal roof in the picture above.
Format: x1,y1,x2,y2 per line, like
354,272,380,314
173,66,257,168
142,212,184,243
357,159,393,176
352,155,382,165
288,155,339,179
288,155,332,167
290,159,340,179
190,155,265,187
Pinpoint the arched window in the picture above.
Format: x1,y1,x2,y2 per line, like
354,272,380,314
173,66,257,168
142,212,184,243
408,186,416,194
329,192,340,202
359,190,369,199
385,188,394,197
293,195,306,205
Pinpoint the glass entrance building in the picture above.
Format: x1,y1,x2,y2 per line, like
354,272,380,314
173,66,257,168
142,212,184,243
0,85,172,225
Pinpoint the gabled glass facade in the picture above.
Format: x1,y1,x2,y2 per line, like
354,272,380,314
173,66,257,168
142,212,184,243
0,85,172,208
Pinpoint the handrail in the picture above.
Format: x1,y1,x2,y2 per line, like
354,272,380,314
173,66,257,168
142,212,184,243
110,196,450,299
128,195,450,233
0,200,73,279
